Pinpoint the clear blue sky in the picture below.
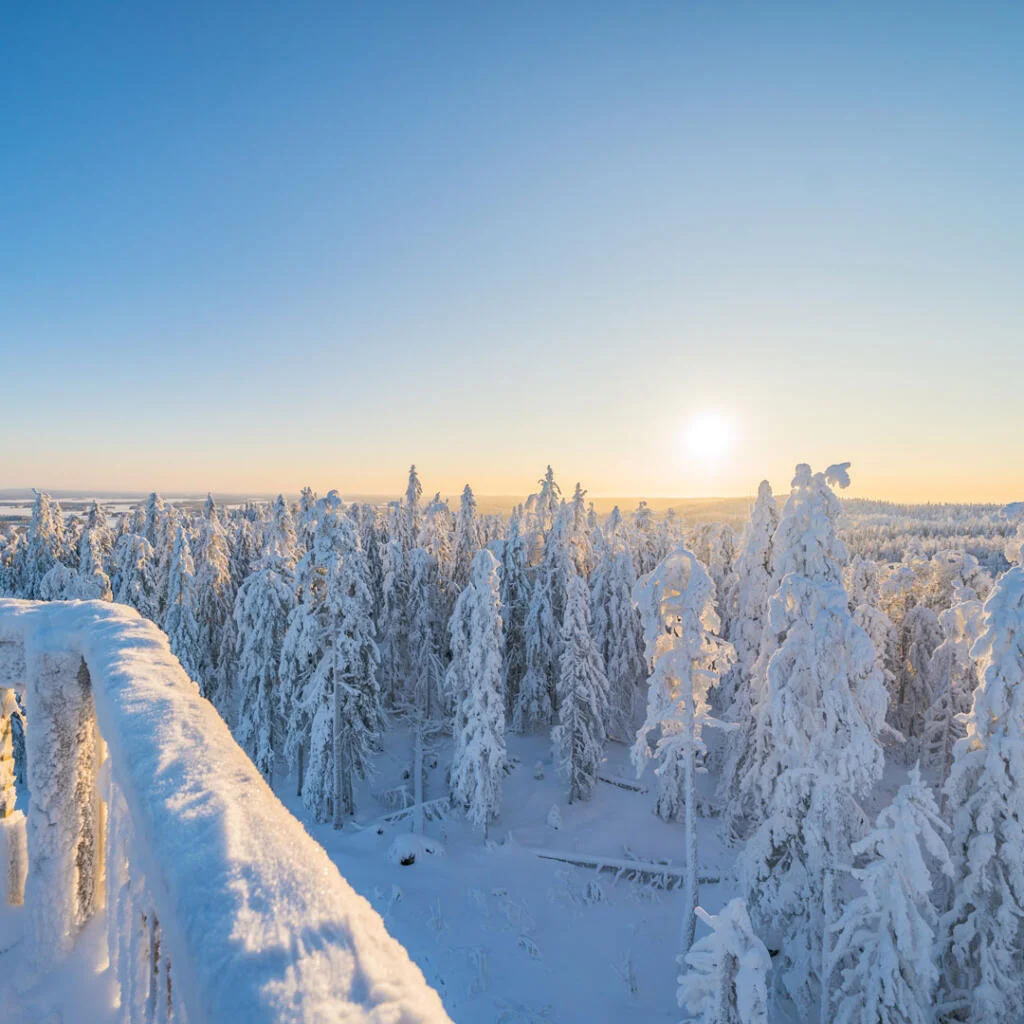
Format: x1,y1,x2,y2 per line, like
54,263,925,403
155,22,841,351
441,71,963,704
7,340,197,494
3,2,1023,500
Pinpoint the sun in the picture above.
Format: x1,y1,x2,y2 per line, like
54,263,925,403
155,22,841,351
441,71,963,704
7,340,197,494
683,411,734,464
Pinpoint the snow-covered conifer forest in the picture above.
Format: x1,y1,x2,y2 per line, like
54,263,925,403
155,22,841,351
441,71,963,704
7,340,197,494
2,465,1023,1023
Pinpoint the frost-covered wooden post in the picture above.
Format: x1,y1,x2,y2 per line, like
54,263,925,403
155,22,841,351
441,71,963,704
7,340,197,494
24,648,103,959
0,685,27,906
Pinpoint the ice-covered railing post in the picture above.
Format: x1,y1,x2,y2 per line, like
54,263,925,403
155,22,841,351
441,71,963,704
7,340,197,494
0,681,27,907
0,598,452,1024
24,646,104,958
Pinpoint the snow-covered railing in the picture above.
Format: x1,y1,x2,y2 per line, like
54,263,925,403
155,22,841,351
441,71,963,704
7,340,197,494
0,598,450,1024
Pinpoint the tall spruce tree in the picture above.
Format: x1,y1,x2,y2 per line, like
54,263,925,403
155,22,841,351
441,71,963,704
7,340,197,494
552,574,609,803
447,549,506,836
632,543,735,950
939,566,1024,1023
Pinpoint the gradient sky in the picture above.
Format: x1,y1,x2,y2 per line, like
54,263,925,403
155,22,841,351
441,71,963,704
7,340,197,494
3,2,1023,502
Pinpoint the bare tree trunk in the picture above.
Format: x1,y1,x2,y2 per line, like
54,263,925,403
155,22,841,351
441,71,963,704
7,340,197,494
680,745,698,954
341,734,354,818
412,714,425,835
333,659,344,829
820,867,835,1024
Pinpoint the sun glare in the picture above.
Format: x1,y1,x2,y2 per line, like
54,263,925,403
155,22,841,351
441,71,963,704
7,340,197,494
683,411,734,464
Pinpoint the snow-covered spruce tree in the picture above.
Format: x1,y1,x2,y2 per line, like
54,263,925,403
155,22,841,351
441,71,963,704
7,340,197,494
61,512,83,570
356,504,387,626
282,496,384,823
328,518,383,826
529,465,562,553
922,588,983,787
515,507,574,731
1004,519,1024,568
278,563,326,798
689,522,738,638
845,555,899,717
515,558,558,731
192,496,235,706
567,483,594,579
0,529,22,596
76,519,113,601
736,464,888,1020
678,899,771,1024
141,491,165,548
296,486,319,554
587,500,602,563
453,483,480,593
84,499,112,555
233,553,295,781
631,500,658,578
772,462,850,582
407,547,445,723
632,543,735,950
110,532,160,621
405,545,446,832
589,532,646,743
379,534,410,707
163,526,203,686
725,462,855,826
656,506,686,566
148,498,177,621
729,483,779,674
447,549,506,836
920,549,992,613
17,490,64,598
552,573,609,803
279,491,347,795
400,464,423,553
718,481,778,724
499,507,530,722
38,563,84,600
830,766,952,1024
419,491,456,619
879,563,919,636
894,604,944,750
263,494,298,571
229,509,261,589
938,566,1024,1024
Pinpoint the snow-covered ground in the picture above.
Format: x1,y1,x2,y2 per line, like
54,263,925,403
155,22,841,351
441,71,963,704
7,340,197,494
276,728,735,1024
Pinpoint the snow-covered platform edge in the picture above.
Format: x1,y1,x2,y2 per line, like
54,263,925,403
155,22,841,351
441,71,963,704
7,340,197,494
0,598,451,1024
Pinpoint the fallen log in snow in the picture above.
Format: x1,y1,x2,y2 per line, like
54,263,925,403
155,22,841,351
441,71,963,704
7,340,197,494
597,774,648,793
352,795,454,830
530,848,720,888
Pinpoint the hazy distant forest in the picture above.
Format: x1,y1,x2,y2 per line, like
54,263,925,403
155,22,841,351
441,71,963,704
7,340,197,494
2,463,1023,1023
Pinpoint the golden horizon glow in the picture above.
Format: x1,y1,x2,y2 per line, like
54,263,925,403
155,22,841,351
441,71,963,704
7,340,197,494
5,450,1024,507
